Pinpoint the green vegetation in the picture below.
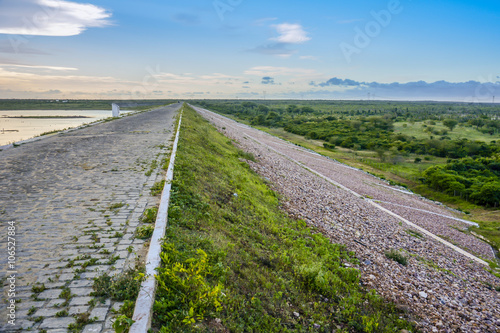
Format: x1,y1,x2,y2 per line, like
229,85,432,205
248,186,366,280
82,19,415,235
385,249,408,266
91,268,143,301
0,99,176,110
153,105,414,332
136,225,154,239
142,207,158,224
194,100,500,259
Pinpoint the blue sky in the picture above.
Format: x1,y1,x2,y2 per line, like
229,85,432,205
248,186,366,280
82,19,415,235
0,0,499,101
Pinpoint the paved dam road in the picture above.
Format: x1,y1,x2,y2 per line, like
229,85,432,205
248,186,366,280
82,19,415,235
0,104,181,332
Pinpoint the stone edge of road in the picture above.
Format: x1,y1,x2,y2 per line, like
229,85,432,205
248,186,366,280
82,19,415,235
0,104,175,152
129,105,184,333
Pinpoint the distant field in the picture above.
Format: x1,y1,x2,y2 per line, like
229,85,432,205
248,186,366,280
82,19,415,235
395,121,500,142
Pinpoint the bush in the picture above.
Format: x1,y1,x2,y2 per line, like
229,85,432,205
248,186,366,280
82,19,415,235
385,249,408,266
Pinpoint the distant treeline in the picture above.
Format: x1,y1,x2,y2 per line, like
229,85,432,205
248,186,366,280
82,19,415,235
196,100,500,207
0,99,178,110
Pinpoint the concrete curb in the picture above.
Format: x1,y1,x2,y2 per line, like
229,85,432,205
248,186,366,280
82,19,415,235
129,107,183,332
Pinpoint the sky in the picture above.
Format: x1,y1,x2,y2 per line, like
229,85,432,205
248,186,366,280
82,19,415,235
0,0,499,101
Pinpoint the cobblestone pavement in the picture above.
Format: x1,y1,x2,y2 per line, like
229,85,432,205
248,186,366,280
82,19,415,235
0,104,181,332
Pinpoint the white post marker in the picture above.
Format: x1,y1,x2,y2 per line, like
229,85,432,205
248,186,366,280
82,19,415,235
129,108,183,333
112,103,120,117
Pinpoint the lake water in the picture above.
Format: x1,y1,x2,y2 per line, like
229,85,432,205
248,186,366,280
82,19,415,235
0,110,132,146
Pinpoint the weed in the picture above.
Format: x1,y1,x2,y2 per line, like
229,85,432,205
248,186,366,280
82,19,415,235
109,202,125,211
68,313,97,332
141,207,158,224
113,315,135,333
91,268,144,301
31,283,46,294
136,225,154,239
107,255,120,265
34,316,43,323
150,180,166,196
27,306,36,315
385,249,408,266
55,309,68,317
406,229,424,239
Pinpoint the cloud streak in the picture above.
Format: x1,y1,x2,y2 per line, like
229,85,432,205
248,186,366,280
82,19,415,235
0,0,112,36
270,23,310,44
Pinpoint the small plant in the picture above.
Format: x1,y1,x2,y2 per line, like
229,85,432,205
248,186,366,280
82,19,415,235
385,249,408,266
136,225,154,239
113,315,135,333
109,202,125,211
406,229,424,239
150,180,166,196
107,255,120,265
141,207,158,224
113,231,124,238
28,306,36,315
31,283,46,294
100,249,111,255
91,267,143,302
68,312,97,332
55,309,68,317
34,316,44,323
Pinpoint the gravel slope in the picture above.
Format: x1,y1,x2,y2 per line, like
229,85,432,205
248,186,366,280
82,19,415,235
193,105,500,333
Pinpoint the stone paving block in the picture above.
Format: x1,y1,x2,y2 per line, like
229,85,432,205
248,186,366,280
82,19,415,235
111,301,124,312
69,306,90,315
38,289,64,299
69,296,93,306
69,287,93,297
104,314,114,329
45,282,66,289
40,317,75,329
82,323,103,333
69,279,93,288
46,329,68,333
90,307,109,321
34,307,63,317
48,262,67,269
47,299,66,307
58,273,75,281
79,272,99,279
90,265,110,274
18,301,45,310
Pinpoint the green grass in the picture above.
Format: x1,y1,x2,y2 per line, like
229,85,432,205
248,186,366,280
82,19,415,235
152,105,415,332
394,121,500,143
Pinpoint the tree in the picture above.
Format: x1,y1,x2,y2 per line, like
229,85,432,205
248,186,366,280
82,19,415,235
443,119,458,131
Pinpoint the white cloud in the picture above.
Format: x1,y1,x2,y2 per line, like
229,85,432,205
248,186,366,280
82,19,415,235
299,55,319,61
0,0,111,36
270,23,310,44
0,63,77,71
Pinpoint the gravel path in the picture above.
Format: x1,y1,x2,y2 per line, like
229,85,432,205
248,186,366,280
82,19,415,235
0,104,180,332
193,105,500,333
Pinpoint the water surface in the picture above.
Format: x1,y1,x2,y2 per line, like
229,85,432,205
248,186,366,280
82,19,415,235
0,110,132,145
